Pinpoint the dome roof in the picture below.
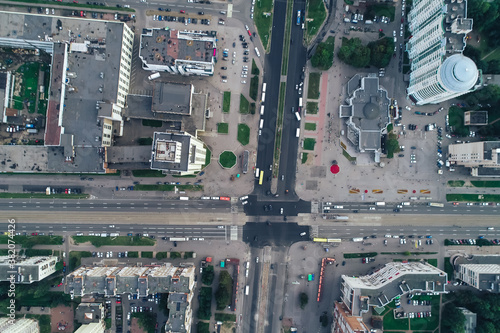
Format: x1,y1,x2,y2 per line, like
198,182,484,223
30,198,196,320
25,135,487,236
363,102,380,120
439,54,478,93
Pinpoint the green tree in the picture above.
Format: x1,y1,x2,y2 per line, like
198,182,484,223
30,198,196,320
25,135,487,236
201,265,215,285
487,59,500,74
197,287,212,320
320,313,329,327
463,46,488,72
464,84,500,106
368,37,394,68
299,292,309,309
441,303,466,333
311,37,335,70
338,38,370,68
385,133,399,158
33,283,50,299
215,271,233,310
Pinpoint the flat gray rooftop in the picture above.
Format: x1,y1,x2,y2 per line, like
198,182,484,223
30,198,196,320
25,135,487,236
152,82,191,115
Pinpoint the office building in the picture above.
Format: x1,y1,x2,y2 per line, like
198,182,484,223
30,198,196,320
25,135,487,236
464,111,488,126
340,261,447,316
75,303,105,324
331,301,369,333
139,29,216,76
74,322,105,333
0,256,58,284
448,141,500,177
406,0,481,105
0,318,39,333
457,264,500,292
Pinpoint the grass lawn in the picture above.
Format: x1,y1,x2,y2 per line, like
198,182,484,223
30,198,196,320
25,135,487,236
0,235,63,248
301,153,308,164
142,119,163,127
307,73,321,99
306,101,318,114
15,62,40,113
303,138,316,150
237,124,250,145
306,0,327,40
426,258,438,267
72,236,156,247
214,313,237,322
132,169,166,177
69,251,92,270
344,252,377,259
203,146,211,168
134,184,203,191
254,0,274,51
444,257,454,279
223,91,231,113
197,322,210,333
448,180,465,187
219,151,237,168
304,123,317,131
281,0,294,75
471,180,500,188
409,296,440,330
383,310,409,330
446,193,500,202
249,75,259,101
240,94,249,114
342,149,356,162
449,106,468,136
217,122,229,134
141,251,153,258
251,59,260,76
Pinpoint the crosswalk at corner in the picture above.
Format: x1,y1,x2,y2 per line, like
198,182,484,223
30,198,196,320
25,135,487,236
230,226,238,241
310,225,319,238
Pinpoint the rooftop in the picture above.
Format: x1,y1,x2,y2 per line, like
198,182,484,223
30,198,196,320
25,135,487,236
150,132,192,172
152,82,192,115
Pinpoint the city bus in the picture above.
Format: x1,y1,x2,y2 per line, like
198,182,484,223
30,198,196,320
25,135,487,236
258,171,264,185
428,202,444,207
262,83,267,93
296,10,301,25
260,105,265,115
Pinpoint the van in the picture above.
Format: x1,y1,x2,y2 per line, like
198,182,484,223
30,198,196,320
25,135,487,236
254,47,261,57
333,205,343,209
296,128,300,138
259,119,264,129
295,112,301,121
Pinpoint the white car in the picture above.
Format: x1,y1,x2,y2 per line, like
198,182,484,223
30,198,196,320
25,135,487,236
217,225,224,229
109,225,115,228
241,80,246,84
241,75,247,78
300,232,306,236
393,30,396,37
400,30,403,37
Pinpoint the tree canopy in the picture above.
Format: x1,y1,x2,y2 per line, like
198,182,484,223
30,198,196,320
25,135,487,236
338,38,370,68
311,36,335,70
368,37,395,68
441,303,466,333
215,271,233,310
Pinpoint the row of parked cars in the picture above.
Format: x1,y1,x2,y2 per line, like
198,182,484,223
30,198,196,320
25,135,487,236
450,238,500,245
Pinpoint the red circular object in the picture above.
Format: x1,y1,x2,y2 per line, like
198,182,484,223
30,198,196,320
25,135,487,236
413,190,416,193
330,164,340,174
364,190,368,193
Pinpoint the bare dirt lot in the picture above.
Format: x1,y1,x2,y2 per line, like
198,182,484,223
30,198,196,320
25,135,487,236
50,305,74,333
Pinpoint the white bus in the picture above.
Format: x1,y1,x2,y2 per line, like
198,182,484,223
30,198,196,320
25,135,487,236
295,112,301,121
262,83,267,93
261,92,266,103
245,285,249,295
428,202,444,208
259,119,264,129
298,97,303,107
260,105,265,115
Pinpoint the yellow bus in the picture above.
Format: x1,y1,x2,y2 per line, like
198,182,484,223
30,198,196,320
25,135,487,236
259,171,264,185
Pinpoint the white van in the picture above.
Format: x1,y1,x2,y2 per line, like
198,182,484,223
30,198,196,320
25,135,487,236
295,112,301,121
296,128,300,138
333,205,343,209
259,119,264,129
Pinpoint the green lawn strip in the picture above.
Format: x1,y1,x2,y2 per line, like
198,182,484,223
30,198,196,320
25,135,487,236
132,169,166,177
448,180,465,187
426,258,438,267
0,193,88,199
446,193,500,202
0,171,119,177
172,174,197,178
215,313,237,322
0,235,63,247
306,0,327,41
251,59,260,75
69,251,92,270
134,184,203,191
344,252,378,259
304,122,316,131
197,322,210,333
170,252,181,259
249,76,259,101
301,153,308,164
448,106,468,136
470,180,500,187
306,101,318,114
342,149,356,162
105,318,112,329
141,251,153,258
381,252,438,255
203,147,212,168
223,91,231,113
142,119,163,127
128,251,139,258
217,122,229,134
281,0,294,75
307,73,321,99
25,249,53,256
444,257,454,279
303,138,316,150
72,236,155,247
25,314,51,333
272,82,287,177
219,151,237,168
184,251,194,259
237,124,250,145
254,0,274,51
239,94,250,114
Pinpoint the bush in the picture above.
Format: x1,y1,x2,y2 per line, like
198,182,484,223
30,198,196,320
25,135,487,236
137,137,153,145
249,76,259,101
197,322,210,333
215,271,233,310
72,236,155,248
128,251,139,258
251,59,260,75
131,169,166,177
299,292,308,309
69,251,92,270
183,251,194,259
156,252,168,260
250,102,256,115
368,37,394,68
170,252,181,259
202,265,215,285
141,251,153,258
25,249,52,256
131,312,157,333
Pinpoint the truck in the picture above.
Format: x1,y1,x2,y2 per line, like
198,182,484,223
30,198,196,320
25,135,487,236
375,202,386,206
46,187,51,195
148,72,160,80
333,216,349,220
352,237,363,242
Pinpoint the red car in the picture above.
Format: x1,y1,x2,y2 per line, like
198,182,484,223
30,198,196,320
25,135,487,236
80,11,85,17
116,300,121,304
57,282,63,287
180,10,185,13
65,189,68,194
73,0,78,2
63,262,66,266
31,232,38,236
